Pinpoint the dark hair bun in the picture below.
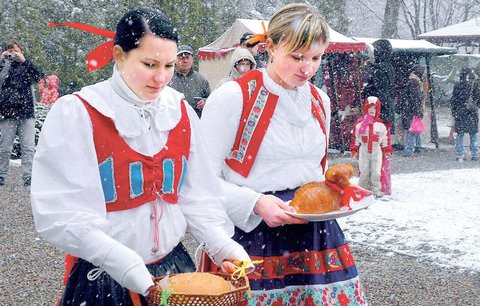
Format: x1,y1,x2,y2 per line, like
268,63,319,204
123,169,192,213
114,8,178,52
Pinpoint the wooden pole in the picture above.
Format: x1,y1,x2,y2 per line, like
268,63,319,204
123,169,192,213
425,56,439,149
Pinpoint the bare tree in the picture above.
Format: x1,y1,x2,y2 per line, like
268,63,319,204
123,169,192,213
381,0,401,38
347,0,480,39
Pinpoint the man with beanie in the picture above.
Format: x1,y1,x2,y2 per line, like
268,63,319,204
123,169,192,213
169,45,210,117
0,41,44,187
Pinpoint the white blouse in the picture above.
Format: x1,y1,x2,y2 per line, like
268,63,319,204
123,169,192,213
30,66,250,296
201,69,331,232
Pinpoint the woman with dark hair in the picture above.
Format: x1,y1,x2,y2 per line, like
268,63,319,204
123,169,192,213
450,67,479,161
31,8,251,305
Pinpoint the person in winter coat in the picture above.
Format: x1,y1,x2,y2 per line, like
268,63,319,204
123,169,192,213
217,47,256,87
403,65,425,157
169,45,211,118
31,8,252,306
450,67,479,161
0,40,44,187
362,39,396,129
351,96,392,198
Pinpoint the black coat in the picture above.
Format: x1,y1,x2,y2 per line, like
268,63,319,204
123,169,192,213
399,74,424,130
450,80,479,134
0,59,44,119
362,61,396,123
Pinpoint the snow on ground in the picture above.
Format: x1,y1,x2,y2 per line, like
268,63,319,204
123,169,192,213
340,168,480,272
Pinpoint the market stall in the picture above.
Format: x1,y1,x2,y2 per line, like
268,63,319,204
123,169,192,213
352,37,456,148
417,18,480,49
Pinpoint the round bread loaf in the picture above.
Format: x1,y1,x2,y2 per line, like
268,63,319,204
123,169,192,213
168,272,230,294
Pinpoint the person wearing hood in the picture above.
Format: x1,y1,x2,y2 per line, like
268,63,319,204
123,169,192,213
450,67,479,161
351,96,392,198
362,39,395,128
30,8,252,305
217,47,256,87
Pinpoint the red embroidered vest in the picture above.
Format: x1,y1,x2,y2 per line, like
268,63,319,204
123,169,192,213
77,95,191,211
225,70,328,178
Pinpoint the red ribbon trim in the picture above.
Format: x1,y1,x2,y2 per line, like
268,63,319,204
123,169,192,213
48,22,116,71
48,22,115,39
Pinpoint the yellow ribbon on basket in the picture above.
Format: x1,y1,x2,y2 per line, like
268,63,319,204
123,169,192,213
231,260,264,280
231,260,264,298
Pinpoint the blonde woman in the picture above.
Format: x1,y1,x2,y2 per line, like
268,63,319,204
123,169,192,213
201,3,367,305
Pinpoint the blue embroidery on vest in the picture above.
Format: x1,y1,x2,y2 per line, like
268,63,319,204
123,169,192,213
162,159,174,194
129,162,144,199
99,157,117,203
178,156,187,192
228,86,269,163
247,80,257,98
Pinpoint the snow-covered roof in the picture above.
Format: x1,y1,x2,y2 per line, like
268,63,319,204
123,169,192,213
417,18,480,43
198,19,366,60
352,37,456,56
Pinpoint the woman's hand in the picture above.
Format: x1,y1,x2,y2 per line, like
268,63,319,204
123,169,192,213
253,195,307,227
221,261,238,273
222,260,254,275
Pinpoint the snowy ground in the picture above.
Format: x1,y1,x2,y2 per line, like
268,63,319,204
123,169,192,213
340,169,480,272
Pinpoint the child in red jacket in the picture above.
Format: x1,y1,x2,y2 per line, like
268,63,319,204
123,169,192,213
351,96,392,198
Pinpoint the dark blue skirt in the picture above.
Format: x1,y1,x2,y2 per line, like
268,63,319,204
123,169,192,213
59,243,195,306
233,189,367,305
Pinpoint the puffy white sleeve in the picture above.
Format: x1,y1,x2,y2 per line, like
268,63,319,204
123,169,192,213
31,95,153,295
200,82,262,232
178,105,251,265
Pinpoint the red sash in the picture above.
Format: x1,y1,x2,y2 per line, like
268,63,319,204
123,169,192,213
225,70,328,178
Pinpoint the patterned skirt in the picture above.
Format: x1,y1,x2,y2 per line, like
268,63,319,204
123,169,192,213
59,243,195,306
235,189,367,306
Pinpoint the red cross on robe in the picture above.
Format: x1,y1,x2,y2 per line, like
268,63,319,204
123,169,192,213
361,123,379,153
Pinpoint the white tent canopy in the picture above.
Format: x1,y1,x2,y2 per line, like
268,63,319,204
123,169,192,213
199,19,366,88
352,37,456,56
417,18,480,44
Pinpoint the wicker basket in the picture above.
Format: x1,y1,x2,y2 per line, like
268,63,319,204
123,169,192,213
147,272,249,306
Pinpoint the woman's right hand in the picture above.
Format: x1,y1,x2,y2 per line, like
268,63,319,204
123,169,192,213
253,195,307,227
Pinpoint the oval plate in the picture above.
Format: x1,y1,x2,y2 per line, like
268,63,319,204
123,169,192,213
286,196,375,221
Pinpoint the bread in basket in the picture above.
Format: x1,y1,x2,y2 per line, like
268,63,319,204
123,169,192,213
147,272,249,306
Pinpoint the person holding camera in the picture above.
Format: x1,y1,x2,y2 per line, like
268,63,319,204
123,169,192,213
0,40,44,187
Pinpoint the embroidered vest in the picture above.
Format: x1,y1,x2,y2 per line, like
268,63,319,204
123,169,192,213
225,70,328,178
77,95,191,212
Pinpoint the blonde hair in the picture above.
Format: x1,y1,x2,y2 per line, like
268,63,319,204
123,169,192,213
268,3,329,53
